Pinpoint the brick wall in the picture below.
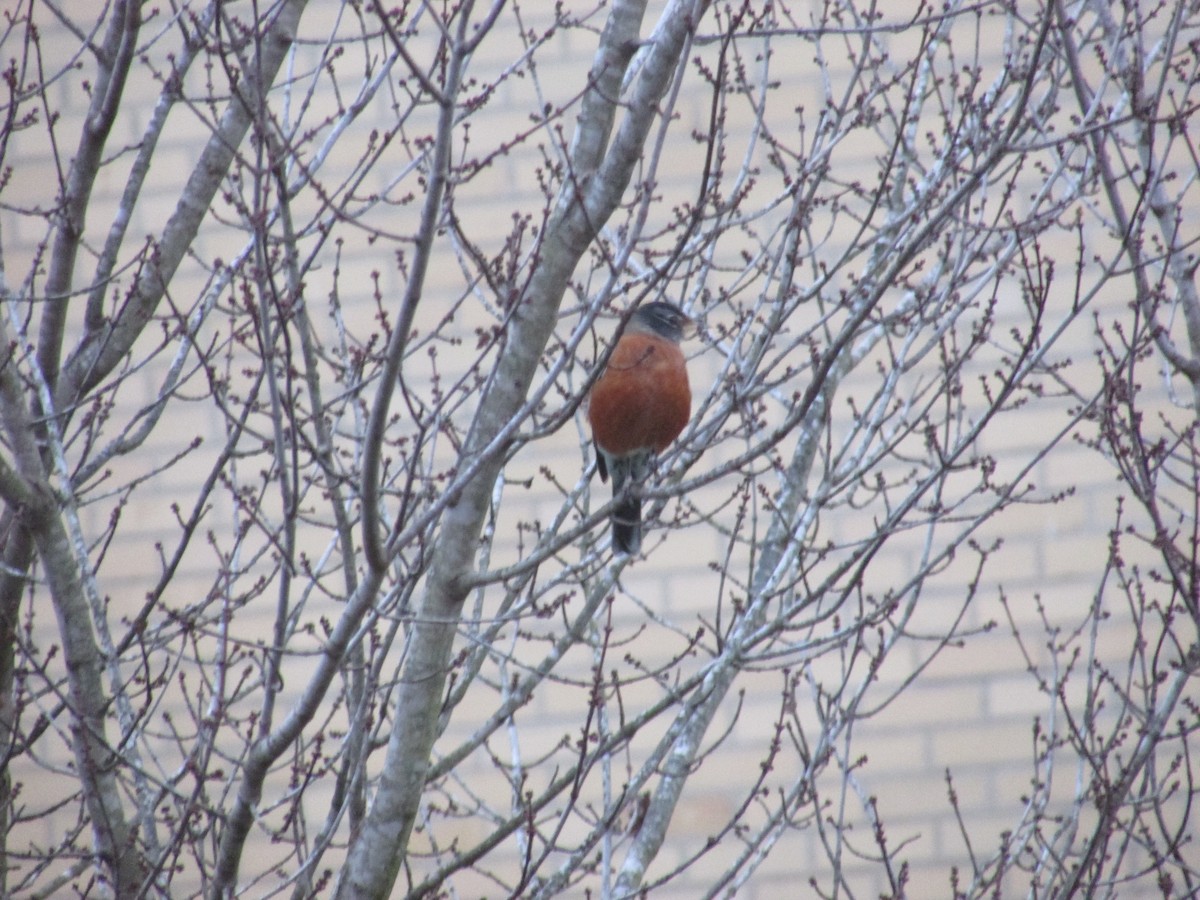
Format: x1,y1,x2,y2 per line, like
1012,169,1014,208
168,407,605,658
3,2,1193,897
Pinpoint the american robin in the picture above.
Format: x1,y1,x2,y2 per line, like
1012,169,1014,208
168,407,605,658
587,302,694,554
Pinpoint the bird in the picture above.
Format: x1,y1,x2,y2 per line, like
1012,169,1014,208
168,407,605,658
587,302,694,555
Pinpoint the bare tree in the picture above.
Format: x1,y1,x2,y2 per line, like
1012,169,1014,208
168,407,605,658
0,0,1196,898
955,3,1200,897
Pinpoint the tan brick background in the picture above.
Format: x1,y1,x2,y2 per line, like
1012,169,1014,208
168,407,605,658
3,1,1195,897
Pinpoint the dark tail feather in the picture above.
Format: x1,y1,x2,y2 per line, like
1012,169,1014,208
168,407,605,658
612,492,641,555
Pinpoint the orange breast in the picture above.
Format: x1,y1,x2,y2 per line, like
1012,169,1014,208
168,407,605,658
588,333,691,457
